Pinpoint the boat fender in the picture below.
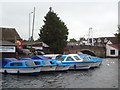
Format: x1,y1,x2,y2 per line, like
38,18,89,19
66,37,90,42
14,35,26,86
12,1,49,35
17,70,20,74
74,64,76,69
4,70,7,74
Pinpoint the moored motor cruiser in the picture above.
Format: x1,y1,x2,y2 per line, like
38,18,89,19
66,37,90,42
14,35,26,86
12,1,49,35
57,54,93,70
32,55,70,71
0,58,42,74
18,57,57,72
31,60,57,72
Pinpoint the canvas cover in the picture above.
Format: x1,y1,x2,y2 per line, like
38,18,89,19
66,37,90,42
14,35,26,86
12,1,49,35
32,55,49,60
1,58,17,67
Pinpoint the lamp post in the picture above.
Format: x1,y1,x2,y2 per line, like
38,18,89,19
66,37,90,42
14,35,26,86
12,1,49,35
29,12,33,41
31,7,35,41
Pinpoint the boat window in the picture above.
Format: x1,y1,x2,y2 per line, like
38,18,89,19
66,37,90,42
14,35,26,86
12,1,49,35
50,61,54,64
73,56,81,61
34,61,40,65
87,57,89,60
56,61,62,64
56,56,65,61
83,57,87,61
88,57,92,60
66,57,74,61
10,63,22,66
56,55,62,59
26,61,35,66
43,61,51,65
47,57,52,59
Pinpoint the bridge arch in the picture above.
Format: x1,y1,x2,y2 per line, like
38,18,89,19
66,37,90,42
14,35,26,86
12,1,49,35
80,49,96,56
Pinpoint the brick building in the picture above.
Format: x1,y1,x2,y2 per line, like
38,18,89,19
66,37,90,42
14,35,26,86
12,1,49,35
0,27,21,58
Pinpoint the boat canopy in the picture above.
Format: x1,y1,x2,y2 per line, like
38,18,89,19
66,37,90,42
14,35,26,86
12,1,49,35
1,58,17,67
17,58,31,60
32,55,49,60
44,54,62,59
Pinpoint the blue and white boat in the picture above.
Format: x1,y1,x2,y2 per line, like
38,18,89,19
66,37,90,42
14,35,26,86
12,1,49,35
32,55,70,71
31,60,57,72
91,56,103,67
18,57,56,72
78,54,103,68
0,58,42,74
56,54,93,70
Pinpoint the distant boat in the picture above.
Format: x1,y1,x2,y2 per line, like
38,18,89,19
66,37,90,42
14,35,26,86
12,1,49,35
32,55,70,71
0,58,42,74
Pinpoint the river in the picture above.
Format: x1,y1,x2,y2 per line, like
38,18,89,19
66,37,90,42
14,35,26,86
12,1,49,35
1,58,118,88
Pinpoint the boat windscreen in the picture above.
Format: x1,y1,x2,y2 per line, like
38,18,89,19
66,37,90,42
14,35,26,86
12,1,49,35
73,56,81,61
46,57,52,59
83,57,87,61
88,57,92,60
56,56,65,61
83,56,92,60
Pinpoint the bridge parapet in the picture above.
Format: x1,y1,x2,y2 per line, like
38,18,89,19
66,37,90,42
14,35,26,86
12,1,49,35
64,45,106,57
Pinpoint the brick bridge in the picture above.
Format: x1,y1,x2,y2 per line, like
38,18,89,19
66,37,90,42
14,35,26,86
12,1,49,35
64,45,106,57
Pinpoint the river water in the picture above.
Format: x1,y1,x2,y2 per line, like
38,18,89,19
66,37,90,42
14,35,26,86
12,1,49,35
1,58,118,88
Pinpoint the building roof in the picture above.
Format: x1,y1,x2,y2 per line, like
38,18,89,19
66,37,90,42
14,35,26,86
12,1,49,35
105,37,118,44
21,42,49,47
0,40,16,46
0,27,21,43
88,37,118,45
107,44,120,49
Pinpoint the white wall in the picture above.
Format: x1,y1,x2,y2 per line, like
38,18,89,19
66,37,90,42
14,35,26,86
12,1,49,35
106,45,118,57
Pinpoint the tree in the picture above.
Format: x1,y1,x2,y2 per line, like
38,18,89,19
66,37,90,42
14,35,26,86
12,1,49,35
114,33,120,43
69,38,77,42
77,37,86,45
114,27,120,44
39,7,69,54
115,27,120,59
79,37,85,42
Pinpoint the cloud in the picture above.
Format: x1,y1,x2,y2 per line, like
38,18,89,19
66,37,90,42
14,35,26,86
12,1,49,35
1,2,118,40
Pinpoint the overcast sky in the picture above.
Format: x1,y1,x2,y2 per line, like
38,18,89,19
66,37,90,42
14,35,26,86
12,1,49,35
0,0,119,40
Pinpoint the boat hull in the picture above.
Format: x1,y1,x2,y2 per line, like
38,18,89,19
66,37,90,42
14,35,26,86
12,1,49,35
0,67,41,74
41,66,56,71
55,65,70,71
62,62,92,70
91,61,102,68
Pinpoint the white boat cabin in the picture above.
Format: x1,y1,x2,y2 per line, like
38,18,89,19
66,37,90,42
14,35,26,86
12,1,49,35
62,54,83,62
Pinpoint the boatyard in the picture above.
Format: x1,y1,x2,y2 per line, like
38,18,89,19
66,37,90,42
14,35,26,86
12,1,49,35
2,58,118,88
1,1,119,89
